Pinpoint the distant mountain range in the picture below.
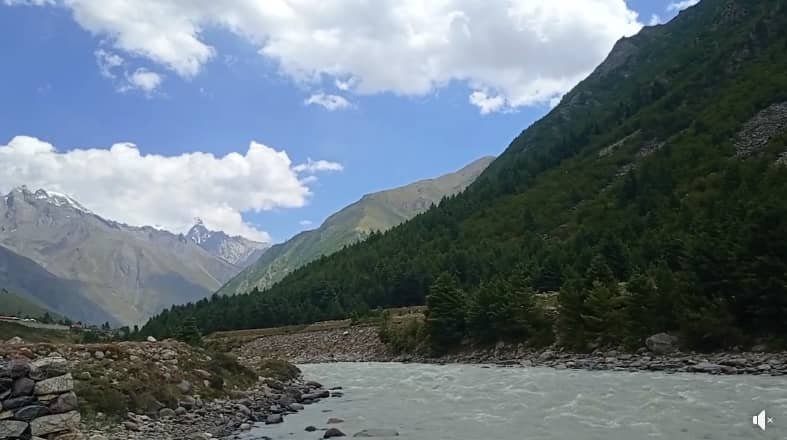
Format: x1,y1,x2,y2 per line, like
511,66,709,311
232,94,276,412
0,187,240,325
186,219,269,268
0,157,492,324
217,156,495,296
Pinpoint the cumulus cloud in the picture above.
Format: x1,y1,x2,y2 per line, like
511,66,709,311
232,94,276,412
667,0,701,12
10,0,643,113
469,91,506,115
299,220,313,227
0,136,343,241
304,93,351,111
293,158,344,173
122,68,163,94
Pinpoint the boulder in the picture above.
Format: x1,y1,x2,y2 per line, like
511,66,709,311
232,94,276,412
305,426,317,432
353,429,400,437
265,414,283,424
49,392,79,414
159,408,175,418
645,333,678,354
14,404,50,422
30,357,69,380
147,336,157,342
327,417,344,424
35,374,74,395
288,403,305,411
9,358,31,378
30,410,80,436
122,421,140,432
324,427,346,438
11,377,35,397
689,362,723,374
0,420,28,438
3,395,35,410
177,380,192,394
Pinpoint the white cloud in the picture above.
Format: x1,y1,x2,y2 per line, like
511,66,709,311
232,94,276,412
293,158,344,173
95,49,124,78
122,68,163,94
0,136,343,241
304,93,351,111
299,220,313,226
648,14,664,26
667,0,700,12
12,0,643,113
469,90,506,115
3,0,53,5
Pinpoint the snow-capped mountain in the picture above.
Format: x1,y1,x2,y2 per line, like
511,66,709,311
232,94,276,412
0,186,240,324
186,218,270,268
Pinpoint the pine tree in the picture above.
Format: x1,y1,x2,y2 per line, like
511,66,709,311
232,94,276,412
426,272,467,350
177,317,203,346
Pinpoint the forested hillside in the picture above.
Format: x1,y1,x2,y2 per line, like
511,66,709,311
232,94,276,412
142,0,787,351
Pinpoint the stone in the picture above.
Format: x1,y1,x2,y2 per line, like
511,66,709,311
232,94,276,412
0,378,12,392
8,358,31,378
159,408,175,418
324,427,346,438
11,377,35,397
122,421,140,432
29,357,69,380
328,417,344,424
93,351,105,360
0,420,28,438
175,407,187,416
194,369,211,379
690,362,723,374
305,426,317,432
30,410,81,436
5,337,24,345
147,336,157,342
237,404,251,417
179,396,196,410
35,374,74,395
89,435,108,440
49,392,79,414
537,350,556,362
240,423,251,431
288,403,304,411
645,333,678,354
265,414,283,424
3,396,35,410
177,380,192,394
353,429,400,437
14,404,50,422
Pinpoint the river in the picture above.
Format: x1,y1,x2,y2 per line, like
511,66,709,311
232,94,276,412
242,362,786,440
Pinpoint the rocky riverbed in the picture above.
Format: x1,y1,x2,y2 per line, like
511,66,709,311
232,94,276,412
237,326,787,376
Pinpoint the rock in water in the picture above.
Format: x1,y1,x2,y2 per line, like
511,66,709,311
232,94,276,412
266,414,283,424
327,417,344,424
645,333,678,354
324,427,346,438
30,410,80,436
353,429,400,437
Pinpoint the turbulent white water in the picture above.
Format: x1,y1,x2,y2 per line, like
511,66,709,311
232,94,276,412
244,362,786,440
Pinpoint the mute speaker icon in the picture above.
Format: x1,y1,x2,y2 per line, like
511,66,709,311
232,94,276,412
753,410,766,431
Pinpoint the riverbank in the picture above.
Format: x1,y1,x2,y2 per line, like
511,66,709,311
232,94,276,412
235,325,787,376
1,339,336,439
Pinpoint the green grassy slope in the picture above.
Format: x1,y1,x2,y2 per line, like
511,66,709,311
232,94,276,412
0,288,65,320
217,156,494,295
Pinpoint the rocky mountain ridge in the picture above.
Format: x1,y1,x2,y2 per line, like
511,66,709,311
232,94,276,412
0,187,240,325
186,219,269,268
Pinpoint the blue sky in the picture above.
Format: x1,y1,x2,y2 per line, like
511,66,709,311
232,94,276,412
0,0,694,243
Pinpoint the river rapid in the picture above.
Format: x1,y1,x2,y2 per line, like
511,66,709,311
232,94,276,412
243,362,786,440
